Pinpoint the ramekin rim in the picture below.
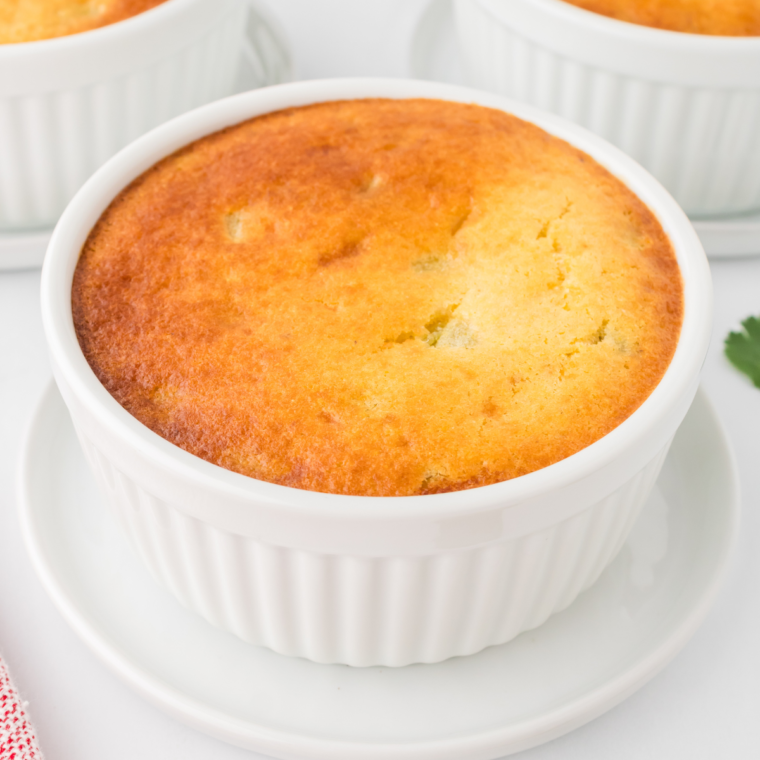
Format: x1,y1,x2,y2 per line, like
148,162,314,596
40,77,712,518
0,0,206,55
476,0,760,47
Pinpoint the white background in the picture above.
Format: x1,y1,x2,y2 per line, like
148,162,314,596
1,0,760,757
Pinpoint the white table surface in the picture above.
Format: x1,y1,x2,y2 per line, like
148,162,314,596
2,2,760,758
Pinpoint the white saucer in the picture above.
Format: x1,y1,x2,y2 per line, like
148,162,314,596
0,0,291,274
236,0,292,94
409,0,760,260
19,382,738,760
0,228,53,272
689,214,760,258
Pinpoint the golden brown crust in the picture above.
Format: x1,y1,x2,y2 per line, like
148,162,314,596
0,0,167,43
561,0,760,36
72,98,683,496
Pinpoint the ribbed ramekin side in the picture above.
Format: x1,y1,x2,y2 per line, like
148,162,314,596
0,11,243,230
73,422,670,667
454,0,760,217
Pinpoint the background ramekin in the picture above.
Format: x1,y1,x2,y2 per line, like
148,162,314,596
0,0,249,231
453,0,760,219
41,78,712,667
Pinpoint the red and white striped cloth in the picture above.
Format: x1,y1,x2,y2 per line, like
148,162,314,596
0,657,43,760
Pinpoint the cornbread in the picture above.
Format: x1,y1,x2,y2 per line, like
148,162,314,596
72,98,683,497
561,0,760,36
0,0,167,43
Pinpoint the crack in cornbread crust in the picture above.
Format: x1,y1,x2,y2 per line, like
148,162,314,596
72,98,683,496
560,0,760,36
0,0,167,43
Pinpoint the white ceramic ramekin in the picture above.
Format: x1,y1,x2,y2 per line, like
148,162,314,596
0,0,249,231
453,0,760,219
41,79,712,667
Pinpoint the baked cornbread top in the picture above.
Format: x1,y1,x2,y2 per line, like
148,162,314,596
0,0,167,43
560,0,760,36
72,98,683,497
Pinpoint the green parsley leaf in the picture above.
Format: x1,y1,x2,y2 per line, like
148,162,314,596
725,315,760,388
